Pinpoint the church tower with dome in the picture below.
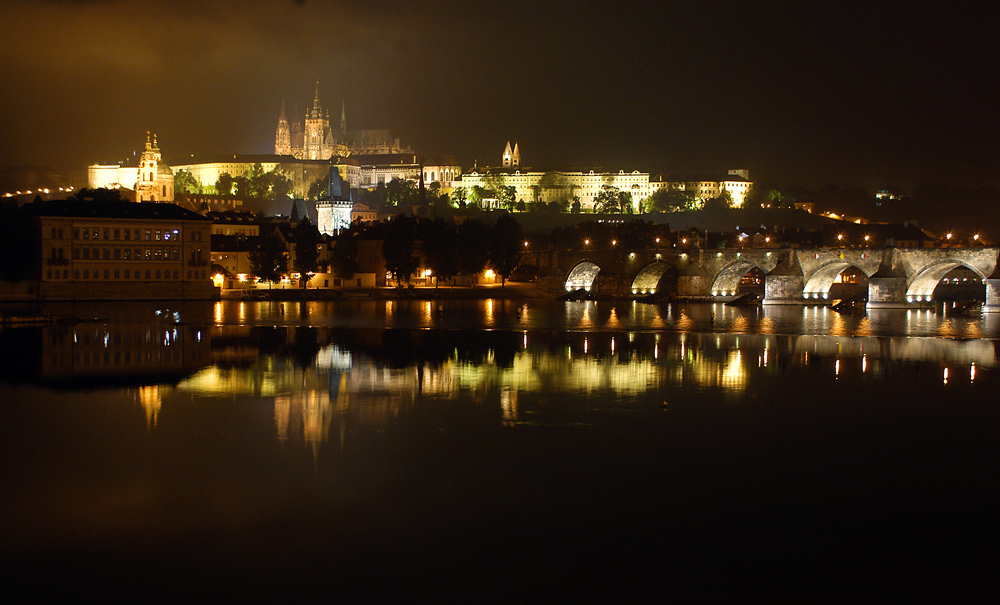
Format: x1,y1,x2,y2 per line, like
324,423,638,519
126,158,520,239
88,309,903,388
135,132,174,202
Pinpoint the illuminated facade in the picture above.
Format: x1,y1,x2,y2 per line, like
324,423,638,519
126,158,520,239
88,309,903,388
457,144,752,211
29,199,217,300
88,132,175,202
275,83,412,160
648,170,752,208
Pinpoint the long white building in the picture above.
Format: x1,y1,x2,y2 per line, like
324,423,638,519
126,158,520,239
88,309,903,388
455,144,752,211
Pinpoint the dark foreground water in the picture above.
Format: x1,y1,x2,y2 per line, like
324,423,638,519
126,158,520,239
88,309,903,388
2,300,999,600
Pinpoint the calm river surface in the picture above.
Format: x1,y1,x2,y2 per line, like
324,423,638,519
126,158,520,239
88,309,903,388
2,299,999,600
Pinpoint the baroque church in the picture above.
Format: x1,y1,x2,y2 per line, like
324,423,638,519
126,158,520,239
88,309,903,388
275,83,412,159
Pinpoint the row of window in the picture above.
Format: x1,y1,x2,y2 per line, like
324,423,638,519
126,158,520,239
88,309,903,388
67,247,201,261
61,227,204,242
45,268,208,280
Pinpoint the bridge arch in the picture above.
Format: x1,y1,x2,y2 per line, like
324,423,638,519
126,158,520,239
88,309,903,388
710,260,769,296
565,260,602,292
630,260,676,294
802,261,870,300
906,261,987,302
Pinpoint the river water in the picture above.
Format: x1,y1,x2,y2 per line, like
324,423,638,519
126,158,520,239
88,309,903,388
2,300,999,600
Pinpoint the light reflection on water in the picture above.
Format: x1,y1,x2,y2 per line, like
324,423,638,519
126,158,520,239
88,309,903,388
4,299,1000,597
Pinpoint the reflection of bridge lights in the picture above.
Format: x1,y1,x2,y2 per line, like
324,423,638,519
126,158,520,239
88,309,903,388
971,363,976,382
943,367,949,384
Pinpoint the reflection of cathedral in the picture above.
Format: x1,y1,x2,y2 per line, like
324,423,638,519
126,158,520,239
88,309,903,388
275,83,411,160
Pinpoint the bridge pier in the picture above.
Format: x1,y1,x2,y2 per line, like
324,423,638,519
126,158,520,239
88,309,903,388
866,258,909,308
762,254,805,305
985,265,1000,312
678,271,711,298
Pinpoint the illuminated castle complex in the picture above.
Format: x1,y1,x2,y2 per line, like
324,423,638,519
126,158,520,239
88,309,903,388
275,83,411,159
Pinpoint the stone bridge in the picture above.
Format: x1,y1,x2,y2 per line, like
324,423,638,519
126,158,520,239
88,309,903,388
525,246,1000,310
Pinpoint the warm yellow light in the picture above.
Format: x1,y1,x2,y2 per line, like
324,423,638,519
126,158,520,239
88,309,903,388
484,269,495,278
655,237,660,243
523,241,529,247
946,233,953,239
423,269,432,277
974,234,980,240
837,234,843,240
584,239,590,245
612,239,617,246
682,238,687,244
864,235,870,241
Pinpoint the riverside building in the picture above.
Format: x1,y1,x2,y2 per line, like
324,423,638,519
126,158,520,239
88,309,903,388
22,199,217,301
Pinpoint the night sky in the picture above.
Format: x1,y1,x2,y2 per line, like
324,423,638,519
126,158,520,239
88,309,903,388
2,0,996,191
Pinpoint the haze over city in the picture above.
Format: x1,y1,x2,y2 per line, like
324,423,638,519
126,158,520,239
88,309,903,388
2,0,996,191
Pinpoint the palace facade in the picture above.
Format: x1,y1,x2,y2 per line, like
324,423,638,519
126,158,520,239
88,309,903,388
456,144,752,211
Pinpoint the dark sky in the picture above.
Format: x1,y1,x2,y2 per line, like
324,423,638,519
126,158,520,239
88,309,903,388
2,0,997,191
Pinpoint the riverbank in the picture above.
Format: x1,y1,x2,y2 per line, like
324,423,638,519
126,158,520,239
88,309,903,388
221,283,551,301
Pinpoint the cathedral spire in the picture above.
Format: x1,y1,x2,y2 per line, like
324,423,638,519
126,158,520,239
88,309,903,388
340,99,346,135
313,81,321,110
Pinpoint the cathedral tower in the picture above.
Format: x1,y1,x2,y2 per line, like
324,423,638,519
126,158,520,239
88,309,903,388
303,82,331,161
275,100,291,156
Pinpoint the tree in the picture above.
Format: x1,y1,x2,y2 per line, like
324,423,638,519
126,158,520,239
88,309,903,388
268,169,293,201
216,172,235,196
308,174,330,200
249,229,288,284
703,190,733,212
382,216,418,285
452,186,468,209
594,185,632,214
421,218,458,286
386,178,417,209
571,197,582,214
292,218,321,287
174,170,200,195
330,230,359,280
496,185,517,211
468,186,486,209
647,188,698,212
456,219,489,279
488,212,523,287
